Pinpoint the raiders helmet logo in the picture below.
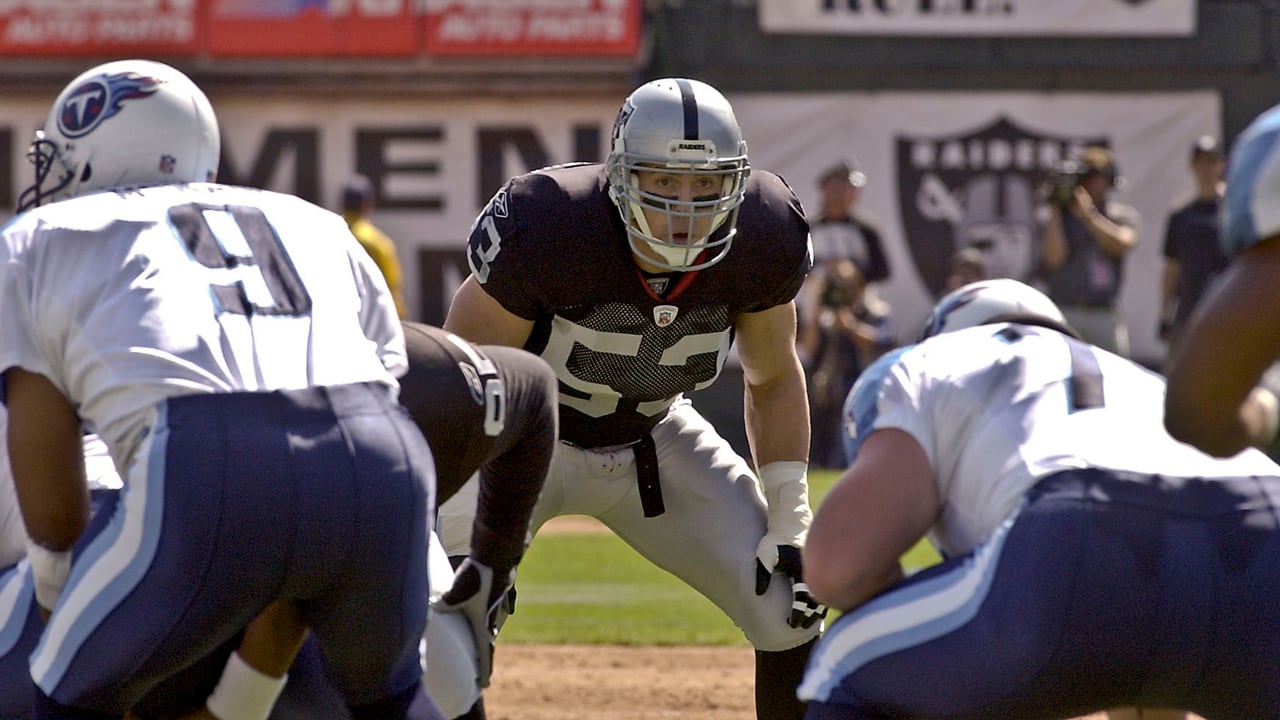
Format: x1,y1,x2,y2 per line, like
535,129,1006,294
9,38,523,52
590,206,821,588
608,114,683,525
653,304,679,327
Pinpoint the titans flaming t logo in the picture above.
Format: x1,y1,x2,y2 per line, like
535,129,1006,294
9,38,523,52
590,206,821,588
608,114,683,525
57,72,160,139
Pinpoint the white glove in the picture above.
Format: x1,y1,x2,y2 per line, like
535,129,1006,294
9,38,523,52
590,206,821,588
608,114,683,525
754,461,812,567
25,539,73,613
431,558,514,688
753,461,825,629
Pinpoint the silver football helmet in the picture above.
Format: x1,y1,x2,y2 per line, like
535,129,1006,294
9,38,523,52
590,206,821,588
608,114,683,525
921,278,1067,339
606,78,750,271
18,59,220,211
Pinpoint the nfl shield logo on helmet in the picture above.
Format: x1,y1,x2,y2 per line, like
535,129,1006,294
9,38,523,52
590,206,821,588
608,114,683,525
653,304,679,327
158,154,176,174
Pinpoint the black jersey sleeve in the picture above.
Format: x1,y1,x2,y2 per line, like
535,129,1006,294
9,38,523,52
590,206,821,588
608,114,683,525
465,173,571,321
398,322,556,573
468,344,558,573
739,171,814,312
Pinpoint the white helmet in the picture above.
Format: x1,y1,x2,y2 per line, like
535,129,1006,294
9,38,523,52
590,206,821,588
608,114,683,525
921,279,1067,339
18,59,220,211
606,78,750,271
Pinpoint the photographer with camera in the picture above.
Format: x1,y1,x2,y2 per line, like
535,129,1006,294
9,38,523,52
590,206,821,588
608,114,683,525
798,258,895,469
1038,144,1142,356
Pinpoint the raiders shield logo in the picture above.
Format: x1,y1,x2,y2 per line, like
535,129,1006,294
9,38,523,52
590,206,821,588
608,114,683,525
896,117,1106,298
653,304,679,327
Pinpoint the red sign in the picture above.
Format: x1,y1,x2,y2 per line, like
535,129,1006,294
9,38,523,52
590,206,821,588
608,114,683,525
0,0,640,58
206,0,418,57
0,0,200,56
423,0,641,57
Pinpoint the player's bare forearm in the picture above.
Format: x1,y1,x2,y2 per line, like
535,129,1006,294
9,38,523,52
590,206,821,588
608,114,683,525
4,368,90,551
743,365,810,468
1166,241,1280,455
239,598,309,677
736,302,810,467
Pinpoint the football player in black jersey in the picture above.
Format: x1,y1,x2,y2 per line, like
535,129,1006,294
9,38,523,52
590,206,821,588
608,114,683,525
442,77,824,720
125,322,558,720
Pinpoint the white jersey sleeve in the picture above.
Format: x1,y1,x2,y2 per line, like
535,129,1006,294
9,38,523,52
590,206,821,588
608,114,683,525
0,409,22,568
0,183,405,469
845,324,1280,558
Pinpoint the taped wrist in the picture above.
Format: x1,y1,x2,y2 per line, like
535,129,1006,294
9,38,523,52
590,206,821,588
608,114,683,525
25,539,72,611
206,651,288,720
758,461,812,547
1251,386,1280,453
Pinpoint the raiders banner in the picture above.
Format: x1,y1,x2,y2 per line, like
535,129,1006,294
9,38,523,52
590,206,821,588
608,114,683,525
734,91,1219,364
759,0,1196,36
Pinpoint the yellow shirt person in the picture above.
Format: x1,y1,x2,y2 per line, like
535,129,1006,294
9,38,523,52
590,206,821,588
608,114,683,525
341,175,408,319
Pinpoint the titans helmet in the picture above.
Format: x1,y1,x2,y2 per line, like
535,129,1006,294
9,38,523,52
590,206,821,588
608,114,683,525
921,279,1067,340
18,59,220,211
606,78,750,271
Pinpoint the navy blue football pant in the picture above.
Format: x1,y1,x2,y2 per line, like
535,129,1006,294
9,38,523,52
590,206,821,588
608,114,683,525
0,561,40,719
0,492,139,720
801,468,1280,720
26,384,439,719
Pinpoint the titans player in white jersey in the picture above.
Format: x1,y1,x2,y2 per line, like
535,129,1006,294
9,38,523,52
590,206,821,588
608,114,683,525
135,322,558,720
1165,102,1280,459
443,77,823,719
0,60,440,719
801,279,1280,719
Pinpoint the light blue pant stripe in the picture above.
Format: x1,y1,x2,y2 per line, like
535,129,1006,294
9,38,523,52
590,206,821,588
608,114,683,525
0,561,31,656
30,405,170,692
798,511,1019,702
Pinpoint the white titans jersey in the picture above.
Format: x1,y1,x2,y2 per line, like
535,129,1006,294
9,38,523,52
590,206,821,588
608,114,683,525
846,323,1280,558
0,408,18,568
0,183,406,470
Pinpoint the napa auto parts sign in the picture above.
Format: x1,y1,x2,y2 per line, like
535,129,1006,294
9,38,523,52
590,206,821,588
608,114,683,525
760,0,1196,36
0,0,641,57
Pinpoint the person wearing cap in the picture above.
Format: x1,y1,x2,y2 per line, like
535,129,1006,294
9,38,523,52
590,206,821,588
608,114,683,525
1157,136,1229,364
808,159,891,285
800,160,895,468
799,278,1280,720
1037,145,1142,356
342,174,408,318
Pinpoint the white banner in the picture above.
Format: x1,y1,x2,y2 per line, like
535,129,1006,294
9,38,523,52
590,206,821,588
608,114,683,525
0,88,1217,364
734,91,1220,364
759,0,1196,36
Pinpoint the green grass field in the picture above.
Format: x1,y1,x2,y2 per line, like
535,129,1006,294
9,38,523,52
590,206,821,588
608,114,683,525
499,468,942,646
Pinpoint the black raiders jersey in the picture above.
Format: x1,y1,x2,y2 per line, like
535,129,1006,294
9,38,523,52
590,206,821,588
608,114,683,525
465,163,812,448
398,321,558,569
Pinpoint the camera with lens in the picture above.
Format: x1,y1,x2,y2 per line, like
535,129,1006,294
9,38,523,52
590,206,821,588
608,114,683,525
1045,159,1085,207
821,281,853,308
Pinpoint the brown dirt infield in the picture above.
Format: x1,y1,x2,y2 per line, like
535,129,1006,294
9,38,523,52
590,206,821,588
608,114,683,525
483,517,1184,720
481,643,1178,720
